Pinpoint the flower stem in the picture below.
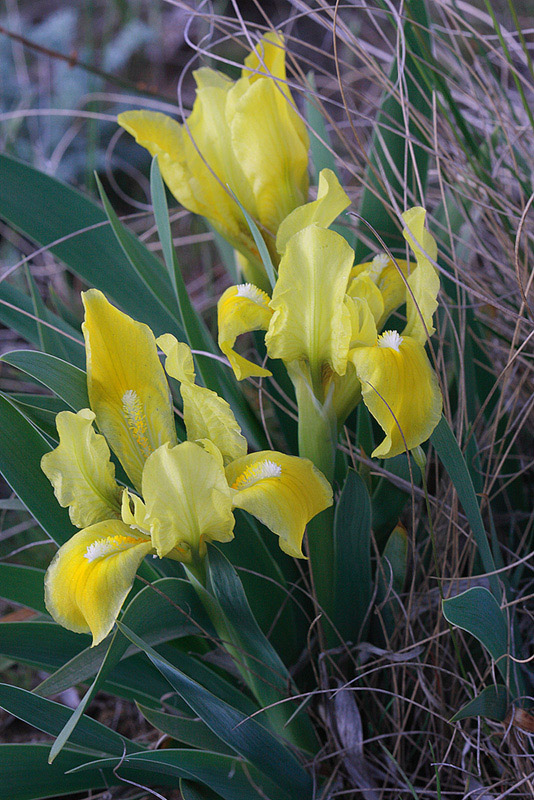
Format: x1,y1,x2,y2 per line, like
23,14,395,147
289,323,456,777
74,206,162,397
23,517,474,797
294,374,337,619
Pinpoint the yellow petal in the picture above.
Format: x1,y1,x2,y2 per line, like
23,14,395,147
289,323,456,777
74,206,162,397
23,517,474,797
242,31,308,149
349,253,410,330
402,207,440,345
346,272,385,325
158,335,247,464
346,296,378,348
265,225,354,395
217,284,273,381
228,74,309,235
276,169,350,254
82,290,177,491
185,69,258,231
330,362,362,426
41,409,121,528
141,442,235,559
226,451,332,558
117,110,198,215
243,31,287,86
44,520,153,646
350,332,442,458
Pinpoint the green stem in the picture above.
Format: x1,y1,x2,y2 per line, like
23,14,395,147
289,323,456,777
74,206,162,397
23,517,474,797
294,374,337,618
185,561,309,748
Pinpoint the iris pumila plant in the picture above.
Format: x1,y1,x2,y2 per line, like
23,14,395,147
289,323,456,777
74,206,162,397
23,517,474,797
117,31,309,293
41,289,332,648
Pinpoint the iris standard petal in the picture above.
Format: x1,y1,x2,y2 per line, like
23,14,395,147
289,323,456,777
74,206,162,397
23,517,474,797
44,520,153,646
402,207,440,345
265,225,354,395
349,254,410,330
218,283,273,380
82,290,177,491
183,68,258,236
346,272,385,325
350,333,442,458
243,31,287,87
117,110,198,214
229,74,309,235
41,409,121,528
275,169,350,254
158,335,247,464
141,442,235,559
226,451,332,558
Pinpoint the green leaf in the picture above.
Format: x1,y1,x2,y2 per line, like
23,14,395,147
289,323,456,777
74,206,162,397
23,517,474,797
0,394,75,545
0,153,181,339
375,525,408,639
431,416,499,598
0,622,90,672
0,744,116,800
118,623,313,798
25,268,69,361
353,0,432,261
69,749,293,800
206,546,316,753
137,703,234,755
2,350,89,411
371,453,421,548
442,587,520,694
305,73,338,181
34,577,211,693
334,470,373,643
46,576,215,762
451,685,509,723
95,172,184,334
223,509,301,662
9,396,62,442
150,156,214,357
0,564,47,614
0,684,143,757
0,280,84,368
382,525,408,596
181,780,225,800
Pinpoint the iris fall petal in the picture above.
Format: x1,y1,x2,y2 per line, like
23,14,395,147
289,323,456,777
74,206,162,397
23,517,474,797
351,333,442,458
226,451,332,558
44,520,153,646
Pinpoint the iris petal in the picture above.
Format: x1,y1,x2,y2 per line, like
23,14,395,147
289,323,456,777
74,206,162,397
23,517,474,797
82,290,177,491
158,335,247,464
217,284,273,380
226,451,332,558
41,409,121,528
275,169,350,254
265,225,354,393
44,520,153,647
350,334,442,458
402,207,439,345
141,442,235,559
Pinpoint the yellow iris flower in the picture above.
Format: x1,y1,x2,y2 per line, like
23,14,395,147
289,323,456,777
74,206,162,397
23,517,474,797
218,203,442,458
117,32,309,292
42,291,331,645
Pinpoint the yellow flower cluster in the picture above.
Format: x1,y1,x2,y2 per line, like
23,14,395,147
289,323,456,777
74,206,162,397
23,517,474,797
42,291,331,646
119,32,442,461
